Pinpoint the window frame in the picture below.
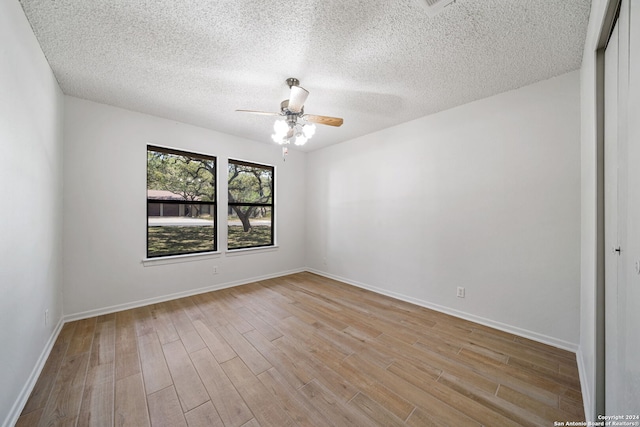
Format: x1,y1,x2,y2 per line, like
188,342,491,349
146,145,217,258
227,158,275,251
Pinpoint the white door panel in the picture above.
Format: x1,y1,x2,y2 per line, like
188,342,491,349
604,19,619,413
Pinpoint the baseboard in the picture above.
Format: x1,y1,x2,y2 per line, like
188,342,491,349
307,268,579,353
64,267,306,322
3,318,64,427
576,346,592,421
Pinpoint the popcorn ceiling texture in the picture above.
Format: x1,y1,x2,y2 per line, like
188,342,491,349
18,0,591,151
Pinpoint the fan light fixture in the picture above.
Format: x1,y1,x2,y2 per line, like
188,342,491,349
272,120,316,146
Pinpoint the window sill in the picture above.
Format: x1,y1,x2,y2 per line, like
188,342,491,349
142,251,221,267
225,245,279,257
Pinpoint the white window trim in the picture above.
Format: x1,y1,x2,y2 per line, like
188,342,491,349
142,251,222,267
224,245,279,257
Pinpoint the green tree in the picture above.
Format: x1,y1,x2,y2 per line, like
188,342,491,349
148,151,215,217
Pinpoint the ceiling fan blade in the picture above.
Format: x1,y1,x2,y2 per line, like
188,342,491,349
236,109,281,116
287,86,309,113
304,114,344,127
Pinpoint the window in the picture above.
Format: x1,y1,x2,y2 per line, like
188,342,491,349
228,159,274,250
147,146,216,257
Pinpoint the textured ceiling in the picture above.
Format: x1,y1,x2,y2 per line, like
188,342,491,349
19,0,591,151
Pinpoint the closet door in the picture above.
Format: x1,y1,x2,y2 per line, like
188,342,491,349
616,0,640,414
603,14,621,414
604,0,640,415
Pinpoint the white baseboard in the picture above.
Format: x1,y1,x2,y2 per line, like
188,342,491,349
576,346,592,421
3,318,64,427
307,268,579,353
64,267,306,322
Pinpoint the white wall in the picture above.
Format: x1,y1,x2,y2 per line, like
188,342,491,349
0,1,65,426
306,71,581,349
63,97,306,317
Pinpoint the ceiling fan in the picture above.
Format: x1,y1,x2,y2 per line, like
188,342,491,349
236,78,343,146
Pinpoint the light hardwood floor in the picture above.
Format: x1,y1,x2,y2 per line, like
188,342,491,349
18,272,584,426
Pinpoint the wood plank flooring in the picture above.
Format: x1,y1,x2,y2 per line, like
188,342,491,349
18,272,584,426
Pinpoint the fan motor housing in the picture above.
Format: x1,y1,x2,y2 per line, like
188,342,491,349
280,100,303,116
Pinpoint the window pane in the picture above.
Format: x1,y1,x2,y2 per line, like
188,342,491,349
148,149,215,202
228,206,272,249
228,161,273,204
147,144,217,258
147,203,215,257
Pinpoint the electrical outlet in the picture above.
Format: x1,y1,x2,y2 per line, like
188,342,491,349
457,287,465,298
45,309,49,326
213,266,218,275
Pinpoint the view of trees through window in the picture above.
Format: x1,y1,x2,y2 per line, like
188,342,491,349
228,159,274,249
147,146,216,257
